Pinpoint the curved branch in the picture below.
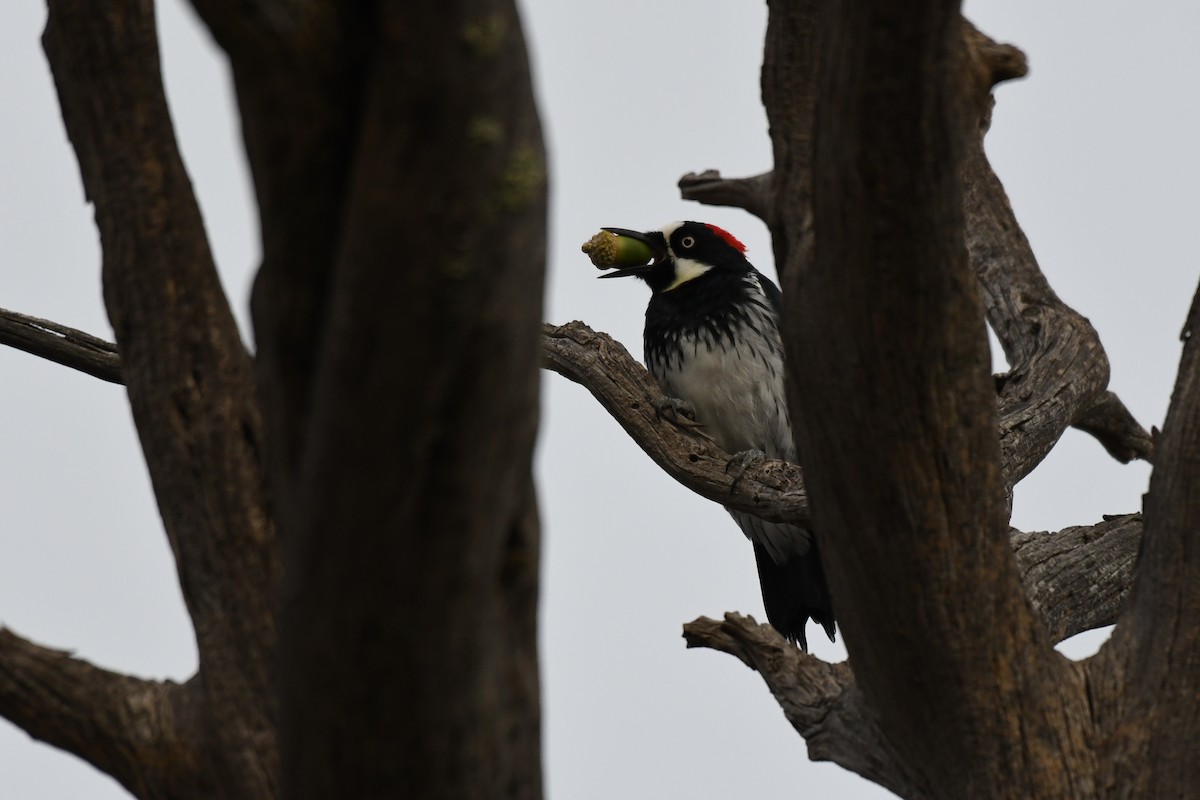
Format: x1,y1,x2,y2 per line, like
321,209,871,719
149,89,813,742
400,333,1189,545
543,321,811,525
685,513,1142,796
42,0,278,793
0,627,197,799
2,314,813,530
1074,391,1155,464
962,124,1110,489
0,307,121,383
680,21,1151,492
679,160,1153,480
684,614,929,799
4,300,1143,669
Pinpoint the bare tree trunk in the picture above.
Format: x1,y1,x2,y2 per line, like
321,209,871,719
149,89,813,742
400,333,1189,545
0,1,545,798
1092,294,1200,796
786,2,1095,795
30,1,279,796
3,0,1195,797
676,2,1195,798
187,0,548,796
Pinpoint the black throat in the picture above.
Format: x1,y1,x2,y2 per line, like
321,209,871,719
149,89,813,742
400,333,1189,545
643,265,776,369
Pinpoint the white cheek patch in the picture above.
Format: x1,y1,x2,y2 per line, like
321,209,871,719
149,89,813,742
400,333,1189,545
663,257,712,291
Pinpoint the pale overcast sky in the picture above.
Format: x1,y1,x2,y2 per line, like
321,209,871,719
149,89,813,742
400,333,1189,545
1,1,1197,798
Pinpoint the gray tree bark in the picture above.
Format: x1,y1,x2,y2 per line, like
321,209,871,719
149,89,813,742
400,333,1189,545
0,0,1192,798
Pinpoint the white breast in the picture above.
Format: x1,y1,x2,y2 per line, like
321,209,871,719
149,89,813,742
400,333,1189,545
643,272,809,563
647,297,795,463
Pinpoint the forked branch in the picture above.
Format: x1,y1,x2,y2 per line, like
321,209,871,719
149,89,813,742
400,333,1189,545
680,21,1152,492
683,512,1142,796
40,0,278,794
0,627,194,798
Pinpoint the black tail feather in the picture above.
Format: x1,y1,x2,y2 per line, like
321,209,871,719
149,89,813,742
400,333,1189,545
752,540,836,650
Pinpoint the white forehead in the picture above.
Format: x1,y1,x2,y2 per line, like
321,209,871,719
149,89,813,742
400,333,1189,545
660,221,685,251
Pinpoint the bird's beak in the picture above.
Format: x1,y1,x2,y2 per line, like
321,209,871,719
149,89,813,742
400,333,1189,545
596,228,667,279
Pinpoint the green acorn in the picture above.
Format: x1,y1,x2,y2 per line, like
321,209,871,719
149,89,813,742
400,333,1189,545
581,229,654,269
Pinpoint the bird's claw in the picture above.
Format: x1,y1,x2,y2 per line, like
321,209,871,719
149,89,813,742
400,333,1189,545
655,396,703,429
726,449,767,491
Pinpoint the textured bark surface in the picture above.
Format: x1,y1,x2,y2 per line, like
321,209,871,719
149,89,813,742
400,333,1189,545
786,10,1098,793
670,2,1193,798
34,1,279,797
1091,295,1200,797
0,307,121,383
1013,514,1142,642
683,511,1144,793
186,1,548,797
1,318,1147,653
0,629,199,800
543,321,812,525
2,0,1194,798
0,0,546,798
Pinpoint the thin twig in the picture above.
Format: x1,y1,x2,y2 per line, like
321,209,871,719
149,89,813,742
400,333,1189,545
0,307,121,383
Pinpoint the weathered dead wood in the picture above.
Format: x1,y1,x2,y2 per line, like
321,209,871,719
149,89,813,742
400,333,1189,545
0,308,121,383
36,0,280,797
684,615,926,800
680,21,1153,496
181,2,550,797
543,321,811,525
683,512,1141,796
1089,287,1200,796
1074,391,1156,464
4,303,1147,651
678,170,773,221
0,308,811,530
1013,513,1142,643
0,628,200,800
786,3,1097,796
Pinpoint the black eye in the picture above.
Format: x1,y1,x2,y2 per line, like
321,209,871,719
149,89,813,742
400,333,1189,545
680,236,695,249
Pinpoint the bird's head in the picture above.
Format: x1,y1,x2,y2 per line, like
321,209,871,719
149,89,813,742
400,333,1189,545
594,221,749,294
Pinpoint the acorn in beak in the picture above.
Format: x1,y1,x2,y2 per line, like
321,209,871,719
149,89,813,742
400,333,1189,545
581,228,668,279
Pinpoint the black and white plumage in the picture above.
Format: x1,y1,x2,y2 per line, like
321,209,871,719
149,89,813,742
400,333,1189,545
600,220,835,649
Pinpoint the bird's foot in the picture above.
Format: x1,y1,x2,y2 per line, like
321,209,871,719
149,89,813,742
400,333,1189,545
726,449,767,491
654,396,703,429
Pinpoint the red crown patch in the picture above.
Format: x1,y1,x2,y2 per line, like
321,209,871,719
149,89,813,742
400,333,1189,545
704,224,747,253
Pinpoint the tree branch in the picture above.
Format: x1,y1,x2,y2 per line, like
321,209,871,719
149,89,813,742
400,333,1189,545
0,627,196,799
543,321,811,525
42,0,278,793
961,105,1112,490
684,513,1142,796
7,295,1142,611
674,154,1154,481
680,20,1153,490
677,170,773,222
0,307,121,383
785,5,1097,795
1074,391,1155,464
684,613,929,799
0,311,814,532
1013,513,1142,642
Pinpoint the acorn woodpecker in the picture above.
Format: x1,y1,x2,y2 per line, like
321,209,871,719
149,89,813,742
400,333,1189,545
595,220,835,649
